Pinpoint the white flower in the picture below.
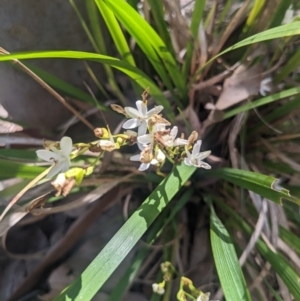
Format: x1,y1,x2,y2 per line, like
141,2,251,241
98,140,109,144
152,283,165,295
36,137,72,178
137,123,166,146
184,140,211,169
161,126,188,147
197,292,210,301
130,145,165,171
123,100,163,136
259,77,272,96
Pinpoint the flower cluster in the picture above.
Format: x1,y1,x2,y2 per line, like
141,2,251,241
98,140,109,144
152,261,212,301
121,100,211,172
36,96,211,194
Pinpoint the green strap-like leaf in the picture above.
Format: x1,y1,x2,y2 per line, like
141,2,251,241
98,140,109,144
103,0,186,101
214,21,300,61
53,164,196,301
215,199,300,301
223,87,300,119
207,168,300,205
0,50,174,120
0,159,46,179
210,204,252,301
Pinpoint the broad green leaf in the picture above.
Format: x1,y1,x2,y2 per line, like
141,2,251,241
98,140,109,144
223,87,300,119
103,0,186,102
214,197,300,301
0,159,46,179
107,189,193,301
210,205,252,301
53,164,196,300
0,51,174,120
206,168,300,205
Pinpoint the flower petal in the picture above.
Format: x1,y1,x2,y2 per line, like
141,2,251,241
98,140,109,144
137,142,145,151
123,118,141,129
192,140,202,157
60,136,73,156
170,126,178,139
137,134,152,145
197,161,211,169
195,150,211,160
36,150,59,162
138,121,147,136
124,106,141,118
138,163,150,171
174,138,188,146
130,154,141,161
146,105,163,118
59,159,71,172
136,100,147,117
47,163,63,179
184,158,192,166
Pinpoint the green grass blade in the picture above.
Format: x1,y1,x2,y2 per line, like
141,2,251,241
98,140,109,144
215,21,300,61
53,164,196,301
275,48,300,82
70,0,127,105
0,159,46,180
0,51,174,120
245,0,266,30
182,0,206,82
268,0,293,28
191,21,300,83
94,0,135,66
214,198,300,301
206,168,300,205
103,0,186,101
265,281,284,301
223,87,300,119
279,226,300,255
210,204,252,301
248,95,300,134
146,0,175,57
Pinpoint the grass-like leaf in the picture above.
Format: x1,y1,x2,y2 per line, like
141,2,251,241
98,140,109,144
214,198,300,301
107,189,193,301
207,168,300,205
223,86,300,119
53,164,196,300
0,159,46,180
0,50,174,120
94,0,135,66
216,21,300,60
102,0,186,102
210,204,252,301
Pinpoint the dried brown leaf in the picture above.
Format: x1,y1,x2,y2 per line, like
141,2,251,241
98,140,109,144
215,64,262,111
